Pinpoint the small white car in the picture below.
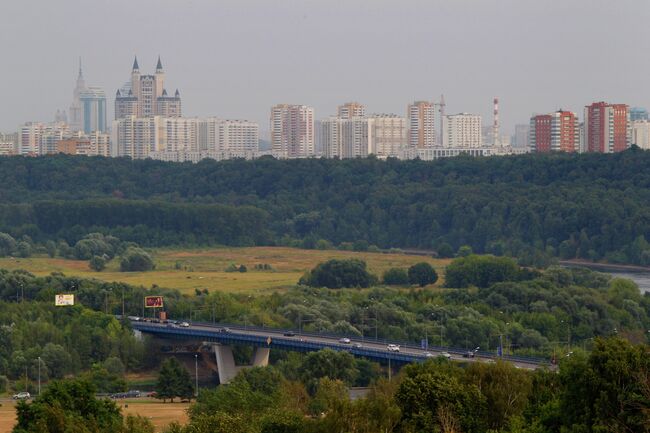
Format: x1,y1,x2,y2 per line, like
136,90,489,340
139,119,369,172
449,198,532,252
339,338,351,344
179,322,190,327
387,344,400,352
13,392,30,400
353,342,363,348
440,352,452,359
424,352,435,358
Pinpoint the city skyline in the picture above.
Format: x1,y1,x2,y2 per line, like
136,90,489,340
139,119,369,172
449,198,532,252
1,0,649,134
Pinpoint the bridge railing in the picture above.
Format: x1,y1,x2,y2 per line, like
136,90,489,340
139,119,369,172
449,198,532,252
131,322,418,364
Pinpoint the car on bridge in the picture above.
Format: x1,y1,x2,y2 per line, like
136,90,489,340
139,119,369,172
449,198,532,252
387,344,400,352
179,322,190,327
463,347,480,358
283,330,296,337
220,327,232,333
339,338,351,344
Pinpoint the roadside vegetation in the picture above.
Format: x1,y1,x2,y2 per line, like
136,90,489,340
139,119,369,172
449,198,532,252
10,337,650,433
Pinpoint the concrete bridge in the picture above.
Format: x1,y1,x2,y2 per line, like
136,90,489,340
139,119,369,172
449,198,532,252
130,320,550,384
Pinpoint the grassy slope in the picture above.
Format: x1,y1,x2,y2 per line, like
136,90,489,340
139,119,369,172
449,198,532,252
0,247,449,294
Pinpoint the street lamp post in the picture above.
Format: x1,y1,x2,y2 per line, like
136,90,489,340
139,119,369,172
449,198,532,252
194,354,198,398
37,357,41,396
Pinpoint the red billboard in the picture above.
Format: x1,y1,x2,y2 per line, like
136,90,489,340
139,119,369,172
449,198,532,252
144,296,164,308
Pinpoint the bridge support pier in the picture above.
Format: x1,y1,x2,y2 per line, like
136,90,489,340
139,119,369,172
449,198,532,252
212,344,270,384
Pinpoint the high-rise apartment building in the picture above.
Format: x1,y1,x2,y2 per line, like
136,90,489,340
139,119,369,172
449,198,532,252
529,110,578,153
115,57,181,120
583,102,629,153
321,117,372,159
270,104,314,158
0,132,18,155
337,102,366,119
79,88,107,134
407,101,436,148
114,116,259,159
631,120,650,150
321,118,341,158
112,116,164,159
197,118,259,153
19,122,70,155
69,61,107,133
513,124,530,148
368,114,407,157
443,113,482,148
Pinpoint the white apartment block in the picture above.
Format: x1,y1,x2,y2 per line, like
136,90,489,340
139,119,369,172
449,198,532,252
443,113,482,148
89,131,111,157
321,117,372,159
0,142,15,155
165,117,198,152
271,104,314,158
408,101,436,148
368,114,407,158
321,118,340,158
113,116,259,159
19,122,70,155
215,119,259,152
631,120,650,150
196,118,259,153
112,116,164,159
149,149,259,163
401,146,493,160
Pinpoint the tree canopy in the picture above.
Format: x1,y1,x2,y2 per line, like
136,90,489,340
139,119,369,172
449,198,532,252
3,152,650,264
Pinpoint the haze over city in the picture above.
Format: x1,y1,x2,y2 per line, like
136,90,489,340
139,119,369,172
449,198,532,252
1,0,648,134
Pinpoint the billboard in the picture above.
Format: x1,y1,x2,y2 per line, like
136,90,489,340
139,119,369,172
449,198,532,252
145,296,164,308
55,294,74,306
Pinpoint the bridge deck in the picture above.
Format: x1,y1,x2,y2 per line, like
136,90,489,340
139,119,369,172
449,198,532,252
131,321,551,370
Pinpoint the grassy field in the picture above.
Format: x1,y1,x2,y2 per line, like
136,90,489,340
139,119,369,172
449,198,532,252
0,247,449,294
0,399,189,433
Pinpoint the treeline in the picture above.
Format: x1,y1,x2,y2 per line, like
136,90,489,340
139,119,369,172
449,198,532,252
0,199,269,247
3,152,650,263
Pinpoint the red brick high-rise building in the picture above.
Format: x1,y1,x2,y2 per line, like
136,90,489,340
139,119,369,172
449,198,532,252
529,110,578,153
584,102,629,153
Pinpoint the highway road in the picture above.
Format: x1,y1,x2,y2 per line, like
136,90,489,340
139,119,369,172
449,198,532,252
130,319,551,371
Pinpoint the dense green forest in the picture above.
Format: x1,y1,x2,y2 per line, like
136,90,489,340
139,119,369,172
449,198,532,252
1,151,650,264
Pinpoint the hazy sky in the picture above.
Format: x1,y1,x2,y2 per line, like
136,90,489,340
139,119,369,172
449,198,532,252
1,0,649,134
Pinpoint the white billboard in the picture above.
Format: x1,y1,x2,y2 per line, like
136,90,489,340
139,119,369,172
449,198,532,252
55,294,74,306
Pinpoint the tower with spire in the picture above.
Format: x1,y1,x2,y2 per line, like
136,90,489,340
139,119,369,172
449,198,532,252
69,58,86,131
115,56,181,120
69,58,107,133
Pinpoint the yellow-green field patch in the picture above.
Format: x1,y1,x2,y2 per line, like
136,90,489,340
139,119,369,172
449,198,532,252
0,247,448,294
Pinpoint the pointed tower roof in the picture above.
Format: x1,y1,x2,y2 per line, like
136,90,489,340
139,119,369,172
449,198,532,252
78,57,84,79
156,56,163,72
175,89,180,97
132,56,139,71
162,89,168,96
116,89,121,97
